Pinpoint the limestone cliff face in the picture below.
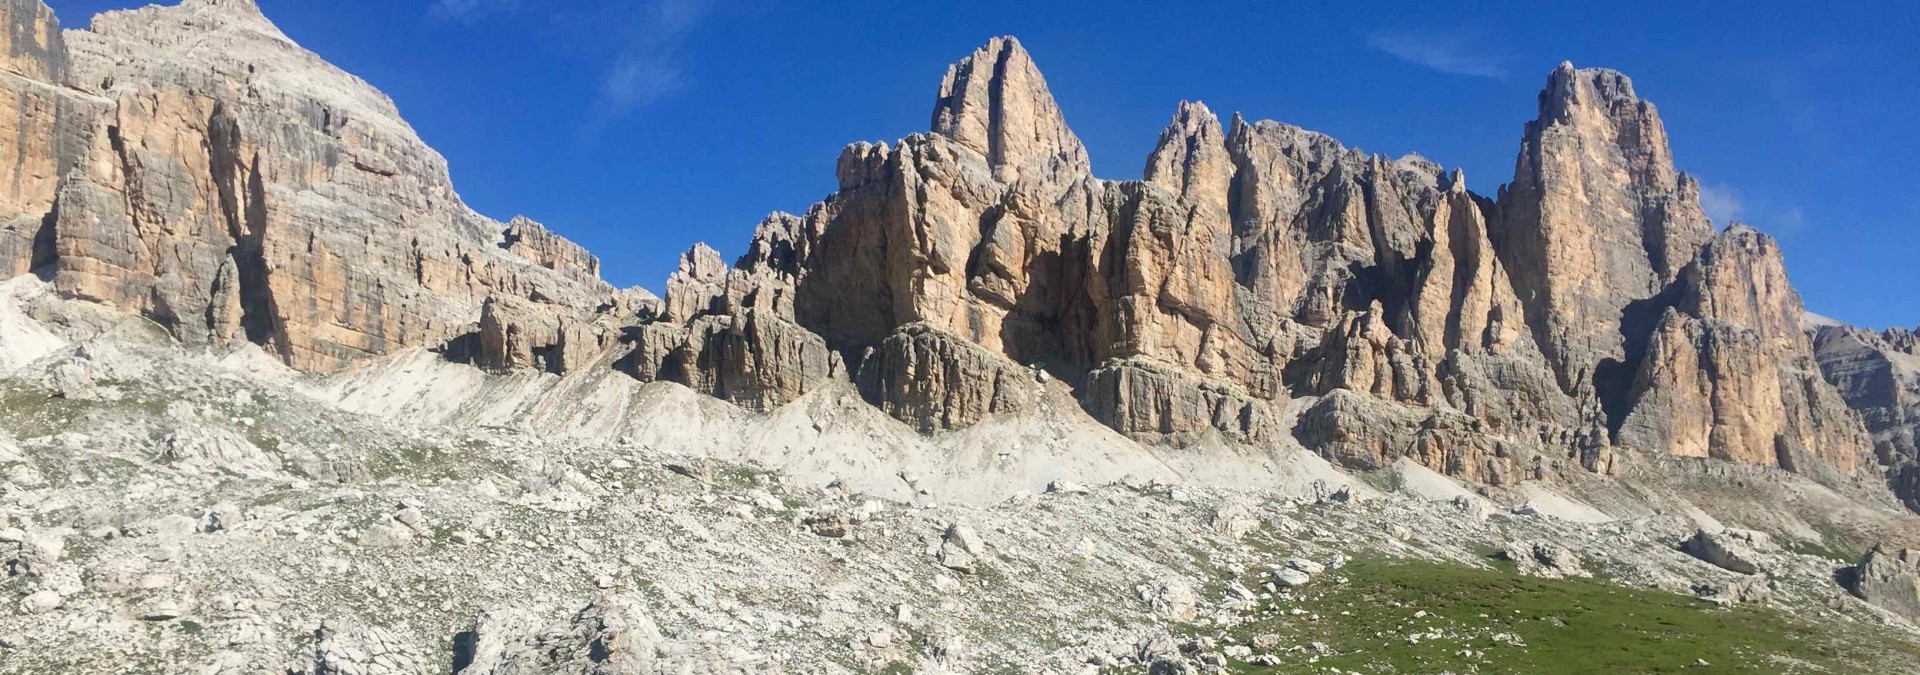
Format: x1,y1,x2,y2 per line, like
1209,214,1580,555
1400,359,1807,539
1619,226,1866,474
0,0,93,277
0,2,1887,494
1494,63,1715,406
1815,325,1920,509
0,0,611,372
619,38,1871,486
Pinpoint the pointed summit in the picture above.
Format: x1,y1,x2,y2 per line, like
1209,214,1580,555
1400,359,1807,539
931,36,1088,182
1537,61,1641,124
1144,101,1231,204
1492,61,1714,401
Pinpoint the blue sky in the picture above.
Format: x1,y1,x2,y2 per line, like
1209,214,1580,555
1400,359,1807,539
48,0,1920,328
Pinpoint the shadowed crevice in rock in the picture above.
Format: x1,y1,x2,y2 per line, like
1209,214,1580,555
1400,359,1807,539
1597,281,1685,440
208,104,287,359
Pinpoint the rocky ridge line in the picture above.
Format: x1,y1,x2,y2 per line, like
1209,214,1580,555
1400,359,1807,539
0,1,1896,503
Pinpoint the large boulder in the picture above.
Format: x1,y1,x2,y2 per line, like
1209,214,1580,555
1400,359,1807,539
1847,546,1920,621
1681,528,1776,575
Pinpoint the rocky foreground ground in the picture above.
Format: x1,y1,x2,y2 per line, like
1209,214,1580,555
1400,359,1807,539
6,1,1920,672
3,277,1920,674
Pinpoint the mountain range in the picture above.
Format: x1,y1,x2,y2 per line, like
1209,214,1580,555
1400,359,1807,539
5,1,1920,672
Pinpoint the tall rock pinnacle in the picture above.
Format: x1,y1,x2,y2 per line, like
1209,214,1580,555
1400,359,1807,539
1494,62,1715,402
1618,225,1867,474
931,36,1089,182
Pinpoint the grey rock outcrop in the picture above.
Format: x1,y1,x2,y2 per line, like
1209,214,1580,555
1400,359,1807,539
453,593,726,674
855,323,1039,433
1846,545,1920,621
1814,325,1920,511
1681,528,1776,575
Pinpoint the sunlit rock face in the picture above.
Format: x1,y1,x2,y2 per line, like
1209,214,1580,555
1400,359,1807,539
0,0,1878,487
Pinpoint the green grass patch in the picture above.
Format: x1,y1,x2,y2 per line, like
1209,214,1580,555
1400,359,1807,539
1223,558,1920,674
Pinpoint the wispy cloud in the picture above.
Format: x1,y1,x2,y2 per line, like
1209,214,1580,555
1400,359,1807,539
1699,182,1747,225
429,0,519,23
431,0,713,114
600,0,711,112
1367,29,1505,78
1698,182,1806,234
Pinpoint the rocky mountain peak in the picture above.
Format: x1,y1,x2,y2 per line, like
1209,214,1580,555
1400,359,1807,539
1496,60,1714,402
930,36,1089,182
1144,100,1231,202
1538,61,1641,123
0,8,1898,525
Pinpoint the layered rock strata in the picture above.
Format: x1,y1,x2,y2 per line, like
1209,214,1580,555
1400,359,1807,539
0,2,1884,491
628,40,1869,486
0,0,611,372
1814,325,1920,510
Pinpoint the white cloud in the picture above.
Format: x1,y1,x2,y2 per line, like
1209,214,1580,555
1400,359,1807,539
432,0,712,114
599,0,711,112
1367,29,1505,78
429,0,519,23
1698,182,1808,234
1699,182,1747,225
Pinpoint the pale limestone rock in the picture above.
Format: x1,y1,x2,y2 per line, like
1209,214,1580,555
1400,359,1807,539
19,589,59,614
1,0,610,373
663,243,727,324
1848,545,1920,621
622,308,841,412
1296,303,1436,406
500,216,601,289
1294,389,1548,486
855,323,1037,432
1494,62,1714,406
931,36,1088,183
1504,540,1590,579
1082,358,1275,443
1618,225,1867,474
1681,528,1774,575
469,293,631,375
0,1,1881,493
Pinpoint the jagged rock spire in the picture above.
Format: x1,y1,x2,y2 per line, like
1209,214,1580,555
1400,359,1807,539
931,36,1089,182
1494,60,1715,401
1144,101,1232,204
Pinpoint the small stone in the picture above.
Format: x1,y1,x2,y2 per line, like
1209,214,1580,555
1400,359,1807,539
142,598,184,621
938,544,978,574
394,506,429,533
1271,568,1312,588
944,524,985,555
361,523,415,548
202,502,243,533
20,590,61,614
747,490,784,512
1046,480,1087,495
